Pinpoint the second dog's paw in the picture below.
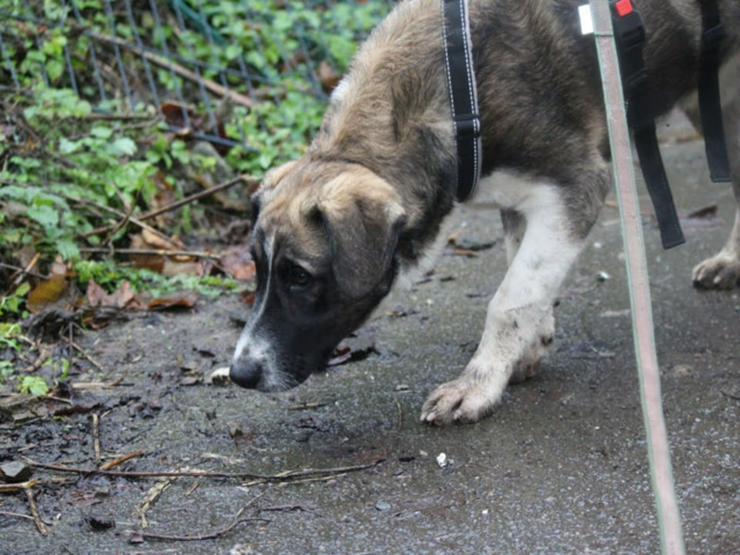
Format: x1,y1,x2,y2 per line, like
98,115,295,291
692,252,740,289
420,376,502,426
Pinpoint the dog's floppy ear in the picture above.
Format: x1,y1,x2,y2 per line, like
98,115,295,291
317,169,407,299
251,160,298,224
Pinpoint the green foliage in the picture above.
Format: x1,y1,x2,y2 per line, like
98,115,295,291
19,375,50,396
0,284,30,319
0,0,388,312
74,260,242,298
0,322,23,352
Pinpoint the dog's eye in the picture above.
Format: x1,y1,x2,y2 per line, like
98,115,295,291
284,262,312,288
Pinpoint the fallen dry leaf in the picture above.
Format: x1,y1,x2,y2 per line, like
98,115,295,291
27,274,68,313
318,61,341,93
146,292,198,311
685,204,718,220
141,229,183,251
86,280,139,309
220,245,256,281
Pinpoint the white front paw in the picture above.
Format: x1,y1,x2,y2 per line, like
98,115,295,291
420,374,504,426
692,252,740,289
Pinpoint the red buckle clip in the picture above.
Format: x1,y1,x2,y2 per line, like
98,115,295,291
615,0,634,17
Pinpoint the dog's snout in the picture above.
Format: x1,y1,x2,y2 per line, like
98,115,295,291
230,359,263,389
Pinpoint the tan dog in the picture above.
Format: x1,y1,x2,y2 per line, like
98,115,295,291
230,0,740,425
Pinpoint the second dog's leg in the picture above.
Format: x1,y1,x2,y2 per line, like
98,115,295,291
421,171,607,425
684,54,740,288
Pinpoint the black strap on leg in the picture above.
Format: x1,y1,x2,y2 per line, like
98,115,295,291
441,0,482,202
610,0,685,249
698,0,731,182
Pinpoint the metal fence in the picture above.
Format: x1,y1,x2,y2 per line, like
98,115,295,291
0,0,392,148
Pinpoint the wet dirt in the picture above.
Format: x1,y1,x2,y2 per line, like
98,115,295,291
1,116,738,554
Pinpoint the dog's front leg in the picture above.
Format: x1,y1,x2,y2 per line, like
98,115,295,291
421,176,605,425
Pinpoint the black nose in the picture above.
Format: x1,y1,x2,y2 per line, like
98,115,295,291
230,360,263,389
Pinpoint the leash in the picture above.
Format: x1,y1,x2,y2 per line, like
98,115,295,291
440,0,482,201
588,1,686,553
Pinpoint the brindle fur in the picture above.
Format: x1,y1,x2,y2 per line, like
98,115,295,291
231,0,740,418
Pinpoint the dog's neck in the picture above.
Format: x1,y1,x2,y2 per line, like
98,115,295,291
308,0,459,268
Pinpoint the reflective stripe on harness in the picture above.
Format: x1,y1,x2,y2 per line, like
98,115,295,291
441,0,482,202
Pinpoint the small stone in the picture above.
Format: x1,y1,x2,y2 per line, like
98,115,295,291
375,500,391,511
86,513,115,531
436,453,448,468
228,422,244,439
0,461,32,483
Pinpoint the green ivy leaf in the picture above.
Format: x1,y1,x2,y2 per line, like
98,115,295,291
108,137,137,157
20,376,50,396
27,204,59,229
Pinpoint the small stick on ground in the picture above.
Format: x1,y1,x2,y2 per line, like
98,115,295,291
25,458,383,483
0,480,39,494
91,413,102,464
0,262,49,282
69,340,105,373
138,479,173,528
100,450,146,471
24,488,48,536
135,494,265,543
0,510,37,523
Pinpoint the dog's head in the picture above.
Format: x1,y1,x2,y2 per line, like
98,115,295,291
230,160,407,391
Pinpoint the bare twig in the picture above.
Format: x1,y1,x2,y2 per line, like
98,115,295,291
71,379,126,391
25,488,48,536
85,113,156,122
79,176,255,241
135,494,266,543
69,340,106,373
137,175,256,222
287,401,331,411
10,253,41,288
25,458,383,483
91,413,102,463
100,450,146,471
78,247,219,260
0,510,36,523
0,480,39,494
0,262,48,281
87,31,255,110
103,190,139,248
138,479,172,528
61,194,177,247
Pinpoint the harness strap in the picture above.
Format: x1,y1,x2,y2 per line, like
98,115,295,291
611,0,685,249
698,0,731,182
441,0,482,202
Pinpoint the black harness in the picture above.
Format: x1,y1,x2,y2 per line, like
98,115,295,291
441,0,482,202
441,0,731,249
